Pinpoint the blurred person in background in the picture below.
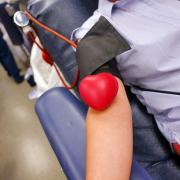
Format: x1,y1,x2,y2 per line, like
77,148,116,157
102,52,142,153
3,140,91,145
0,0,30,84
0,28,24,84
0,1,30,68
0,1,23,46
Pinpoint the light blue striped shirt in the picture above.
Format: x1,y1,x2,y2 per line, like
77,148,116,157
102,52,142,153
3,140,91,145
72,0,180,145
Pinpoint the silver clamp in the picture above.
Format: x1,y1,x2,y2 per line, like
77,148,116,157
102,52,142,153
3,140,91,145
13,11,29,27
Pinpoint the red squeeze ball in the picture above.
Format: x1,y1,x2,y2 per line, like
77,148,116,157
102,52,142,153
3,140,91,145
42,49,54,66
172,143,180,156
79,73,119,110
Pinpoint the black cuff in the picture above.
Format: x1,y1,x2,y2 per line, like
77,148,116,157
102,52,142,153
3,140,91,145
76,16,131,80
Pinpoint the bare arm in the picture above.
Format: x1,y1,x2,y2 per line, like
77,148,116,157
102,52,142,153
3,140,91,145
86,79,133,180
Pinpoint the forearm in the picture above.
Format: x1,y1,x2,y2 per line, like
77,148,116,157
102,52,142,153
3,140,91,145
86,79,133,180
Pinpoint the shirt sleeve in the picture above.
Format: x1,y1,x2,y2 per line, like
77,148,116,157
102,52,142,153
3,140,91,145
71,10,101,43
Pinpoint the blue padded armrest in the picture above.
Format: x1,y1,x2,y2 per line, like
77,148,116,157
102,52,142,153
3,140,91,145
35,87,152,180
36,87,87,180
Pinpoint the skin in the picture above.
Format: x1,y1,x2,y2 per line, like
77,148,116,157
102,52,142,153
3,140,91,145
86,79,133,180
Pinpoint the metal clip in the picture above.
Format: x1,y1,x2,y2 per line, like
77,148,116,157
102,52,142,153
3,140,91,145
13,11,29,27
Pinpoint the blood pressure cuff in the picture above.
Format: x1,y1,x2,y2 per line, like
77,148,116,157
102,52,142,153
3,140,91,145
28,0,96,85
76,16,131,80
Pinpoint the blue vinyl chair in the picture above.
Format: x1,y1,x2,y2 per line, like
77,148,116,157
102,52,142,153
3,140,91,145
35,87,152,180
29,0,180,179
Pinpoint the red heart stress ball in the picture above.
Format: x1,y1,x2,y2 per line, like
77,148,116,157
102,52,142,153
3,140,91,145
79,73,119,110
